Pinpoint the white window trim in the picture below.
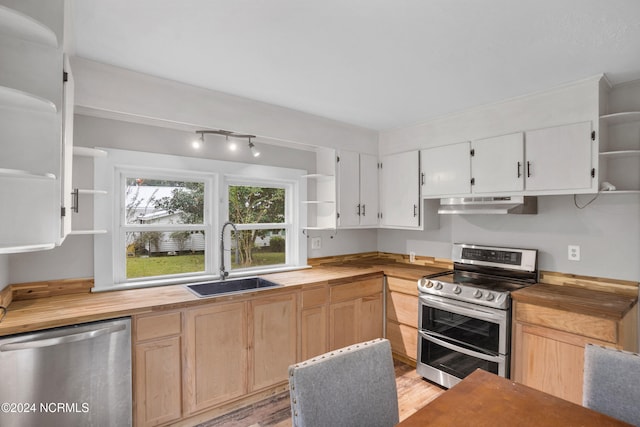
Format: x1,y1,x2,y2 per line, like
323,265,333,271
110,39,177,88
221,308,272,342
93,148,307,292
224,176,298,274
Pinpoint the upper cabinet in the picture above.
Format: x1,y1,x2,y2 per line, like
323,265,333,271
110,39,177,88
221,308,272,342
419,121,596,199
303,147,337,230
598,112,640,194
337,150,378,228
421,142,471,197
0,0,71,254
524,121,595,193
380,151,421,229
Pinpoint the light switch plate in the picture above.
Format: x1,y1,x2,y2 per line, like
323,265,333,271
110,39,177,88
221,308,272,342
568,245,580,261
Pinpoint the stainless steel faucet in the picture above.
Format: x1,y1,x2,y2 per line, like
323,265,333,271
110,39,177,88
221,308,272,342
220,221,239,280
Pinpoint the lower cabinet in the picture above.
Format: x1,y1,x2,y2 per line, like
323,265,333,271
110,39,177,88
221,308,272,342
132,290,297,426
385,276,419,365
299,284,329,360
329,276,384,350
512,299,638,405
133,311,183,427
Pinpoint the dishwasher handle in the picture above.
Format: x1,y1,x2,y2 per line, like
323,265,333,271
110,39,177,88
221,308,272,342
0,323,126,352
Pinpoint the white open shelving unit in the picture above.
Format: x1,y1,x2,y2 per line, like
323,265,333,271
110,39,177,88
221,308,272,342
70,147,109,236
302,149,337,231
598,112,640,194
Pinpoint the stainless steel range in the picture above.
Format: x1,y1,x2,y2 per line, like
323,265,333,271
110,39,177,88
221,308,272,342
416,243,537,388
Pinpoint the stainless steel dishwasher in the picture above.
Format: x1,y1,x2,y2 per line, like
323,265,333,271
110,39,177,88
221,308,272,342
0,317,132,427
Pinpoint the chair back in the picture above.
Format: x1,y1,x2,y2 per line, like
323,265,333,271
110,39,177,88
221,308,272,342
583,343,640,426
288,338,399,427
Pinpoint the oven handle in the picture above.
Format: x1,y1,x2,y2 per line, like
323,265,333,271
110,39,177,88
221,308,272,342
419,330,505,364
419,294,507,324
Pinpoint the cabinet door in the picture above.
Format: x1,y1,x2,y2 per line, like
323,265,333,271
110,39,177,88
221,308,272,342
59,54,74,242
184,302,247,414
380,151,420,228
300,305,328,360
472,133,524,193
249,293,297,391
337,150,360,227
421,142,471,197
134,337,182,427
525,121,594,192
359,153,379,226
329,299,358,350
359,293,383,342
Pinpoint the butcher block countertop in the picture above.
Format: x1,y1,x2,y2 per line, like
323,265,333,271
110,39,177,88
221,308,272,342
0,260,447,337
512,283,637,320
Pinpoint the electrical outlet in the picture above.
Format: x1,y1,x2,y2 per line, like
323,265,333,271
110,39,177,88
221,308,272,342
568,245,580,261
311,237,322,250
409,251,416,263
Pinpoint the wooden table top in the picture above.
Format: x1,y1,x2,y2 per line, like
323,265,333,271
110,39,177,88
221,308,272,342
398,369,632,427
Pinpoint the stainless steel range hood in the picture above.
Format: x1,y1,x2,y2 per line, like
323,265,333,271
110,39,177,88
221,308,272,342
438,196,537,215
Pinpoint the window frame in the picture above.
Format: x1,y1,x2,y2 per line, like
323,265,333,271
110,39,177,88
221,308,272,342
115,169,215,284
224,176,295,273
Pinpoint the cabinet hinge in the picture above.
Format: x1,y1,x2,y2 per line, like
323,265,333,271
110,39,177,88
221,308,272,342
591,131,596,141
591,168,596,178
336,212,340,219
336,156,340,163
378,162,382,169
61,206,66,217
63,71,68,83
470,177,475,186
470,148,475,157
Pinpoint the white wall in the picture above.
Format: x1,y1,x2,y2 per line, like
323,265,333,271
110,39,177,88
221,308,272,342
0,255,8,291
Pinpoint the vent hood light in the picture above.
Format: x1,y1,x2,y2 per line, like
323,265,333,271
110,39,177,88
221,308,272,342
438,196,538,215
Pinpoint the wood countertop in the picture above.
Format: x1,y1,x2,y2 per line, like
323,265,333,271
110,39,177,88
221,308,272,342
0,261,445,337
512,283,637,320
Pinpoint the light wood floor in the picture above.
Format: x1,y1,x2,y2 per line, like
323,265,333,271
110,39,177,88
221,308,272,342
198,360,445,427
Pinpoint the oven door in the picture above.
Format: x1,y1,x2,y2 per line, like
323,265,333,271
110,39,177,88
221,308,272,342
417,294,510,387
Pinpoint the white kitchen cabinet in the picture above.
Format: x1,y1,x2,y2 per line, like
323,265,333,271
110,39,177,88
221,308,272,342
472,132,524,194
524,121,595,193
337,150,378,228
421,142,470,197
380,151,420,228
0,0,70,253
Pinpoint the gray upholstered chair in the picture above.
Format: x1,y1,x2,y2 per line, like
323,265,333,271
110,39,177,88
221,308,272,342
288,338,399,427
583,343,640,426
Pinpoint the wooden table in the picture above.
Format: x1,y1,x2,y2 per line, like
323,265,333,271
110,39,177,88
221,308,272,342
398,369,632,426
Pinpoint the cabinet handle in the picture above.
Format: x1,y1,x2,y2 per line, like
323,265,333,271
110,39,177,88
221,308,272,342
71,188,79,213
413,204,418,217
526,161,532,178
421,172,425,186
517,162,522,178
357,204,361,216
362,204,366,216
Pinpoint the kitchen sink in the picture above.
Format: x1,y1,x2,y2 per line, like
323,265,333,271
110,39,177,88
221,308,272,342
186,277,282,298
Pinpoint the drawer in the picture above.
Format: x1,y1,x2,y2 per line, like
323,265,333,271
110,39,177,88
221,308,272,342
515,303,617,343
135,311,182,342
386,290,418,326
387,276,419,296
386,321,418,362
330,277,382,303
301,286,327,309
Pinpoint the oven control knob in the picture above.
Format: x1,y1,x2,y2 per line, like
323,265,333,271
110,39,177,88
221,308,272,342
434,282,443,290
473,290,483,299
485,293,495,301
420,279,433,288
453,285,462,294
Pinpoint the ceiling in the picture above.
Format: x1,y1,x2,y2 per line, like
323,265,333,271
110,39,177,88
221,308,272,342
70,0,640,131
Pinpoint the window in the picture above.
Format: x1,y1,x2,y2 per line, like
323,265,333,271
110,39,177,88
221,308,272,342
93,148,305,291
119,174,212,282
227,182,291,271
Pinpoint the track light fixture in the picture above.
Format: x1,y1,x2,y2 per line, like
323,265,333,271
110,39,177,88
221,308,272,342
194,129,259,156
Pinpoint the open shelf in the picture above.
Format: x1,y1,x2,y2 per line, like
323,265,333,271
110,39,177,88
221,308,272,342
68,229,108,235
599,190,640,195
0,167,55,180
0,242,55,254
302,200,335,204
599,150,640,159
77,189,108,195
0,5,58,47
600,112,640,125
301,174,334,180
0,85,57,113
73,147,108,157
